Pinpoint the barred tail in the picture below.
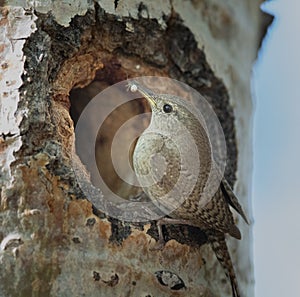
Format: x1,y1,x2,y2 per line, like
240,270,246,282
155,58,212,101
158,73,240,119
205,230,241,297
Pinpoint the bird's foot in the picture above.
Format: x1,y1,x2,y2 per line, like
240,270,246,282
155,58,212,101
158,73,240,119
149,218,167,251
150,238,166,251
150,217,195,251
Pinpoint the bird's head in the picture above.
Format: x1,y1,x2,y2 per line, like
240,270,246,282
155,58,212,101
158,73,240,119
128,80,206,134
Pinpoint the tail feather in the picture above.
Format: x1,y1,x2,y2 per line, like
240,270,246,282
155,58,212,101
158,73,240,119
205,229,241,297
221,179,249,225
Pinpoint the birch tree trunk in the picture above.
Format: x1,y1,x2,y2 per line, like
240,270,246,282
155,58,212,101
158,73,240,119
0,1,271,297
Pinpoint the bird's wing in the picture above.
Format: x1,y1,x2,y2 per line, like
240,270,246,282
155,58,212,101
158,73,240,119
220,178,249,224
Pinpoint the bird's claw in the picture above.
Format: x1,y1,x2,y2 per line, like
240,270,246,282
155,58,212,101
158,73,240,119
150,238,166,251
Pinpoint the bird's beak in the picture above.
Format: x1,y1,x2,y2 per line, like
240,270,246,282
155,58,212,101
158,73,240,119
129,81,157,108
139,90,157,108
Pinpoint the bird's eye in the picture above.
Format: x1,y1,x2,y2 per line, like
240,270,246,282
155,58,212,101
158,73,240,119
163,104,173,113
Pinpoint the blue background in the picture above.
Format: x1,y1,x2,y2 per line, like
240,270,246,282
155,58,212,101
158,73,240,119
252,0,300,296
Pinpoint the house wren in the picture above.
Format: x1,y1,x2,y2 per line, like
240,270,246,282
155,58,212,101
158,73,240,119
130,80,249,297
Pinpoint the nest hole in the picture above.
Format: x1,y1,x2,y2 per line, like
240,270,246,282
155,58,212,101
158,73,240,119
69,64,152,200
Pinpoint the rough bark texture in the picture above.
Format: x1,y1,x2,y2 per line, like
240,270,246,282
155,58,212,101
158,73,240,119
0,1,272,297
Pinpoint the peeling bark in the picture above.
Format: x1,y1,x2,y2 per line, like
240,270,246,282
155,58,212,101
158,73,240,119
0,1,272,297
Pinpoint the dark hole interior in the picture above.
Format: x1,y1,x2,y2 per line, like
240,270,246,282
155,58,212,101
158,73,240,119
69,77,151,200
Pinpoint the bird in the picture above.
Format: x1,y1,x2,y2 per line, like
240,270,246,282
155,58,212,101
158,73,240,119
129,80,249,297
